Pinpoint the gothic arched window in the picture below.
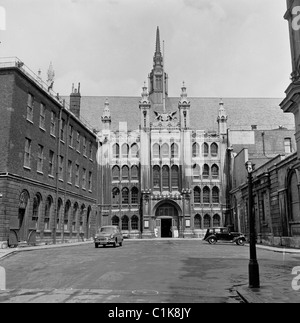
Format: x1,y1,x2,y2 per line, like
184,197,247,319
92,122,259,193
211,143,218,157
211,164,219,178
161,143,169,159
153,165,160,189
171,165,179,188
171,143,179,158
193,164,200,179
194,214,201,229
203,214,211,228
112,165,120,181
212,186,219,203
122,187,129,204
162,165,170,189
194,186,201,204
153,144,160,158
192,143,200,157
202,143,209,157
203,186,210,204
112,143,120,159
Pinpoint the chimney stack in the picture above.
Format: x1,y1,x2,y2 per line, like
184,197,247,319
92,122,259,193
70,82,81,118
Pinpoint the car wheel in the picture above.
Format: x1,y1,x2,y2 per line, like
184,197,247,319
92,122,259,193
236,238,245,246
208,237,217,244
119,241,123,247
95,243,99,248
113,239,117,248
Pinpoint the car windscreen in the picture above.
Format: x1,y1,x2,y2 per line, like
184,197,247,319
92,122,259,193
99,227,116,233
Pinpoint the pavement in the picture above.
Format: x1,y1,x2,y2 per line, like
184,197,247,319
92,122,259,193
1,239,300,303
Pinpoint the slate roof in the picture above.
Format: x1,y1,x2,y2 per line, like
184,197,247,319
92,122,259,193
68,96,295,133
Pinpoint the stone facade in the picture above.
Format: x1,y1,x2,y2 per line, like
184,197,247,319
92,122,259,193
97,28,229,239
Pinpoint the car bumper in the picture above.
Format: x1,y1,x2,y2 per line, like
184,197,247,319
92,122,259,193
94,238,116,245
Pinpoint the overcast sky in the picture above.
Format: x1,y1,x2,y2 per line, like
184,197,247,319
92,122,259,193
0,0,292,98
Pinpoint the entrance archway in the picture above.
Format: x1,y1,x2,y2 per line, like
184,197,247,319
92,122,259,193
154,201,179,238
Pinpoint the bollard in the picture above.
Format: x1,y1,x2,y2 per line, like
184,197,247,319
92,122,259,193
0,266,6,290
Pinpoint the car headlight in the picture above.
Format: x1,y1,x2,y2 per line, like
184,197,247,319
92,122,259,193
110,234,114,239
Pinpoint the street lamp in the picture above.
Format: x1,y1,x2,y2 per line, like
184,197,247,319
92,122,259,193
245,160,260,288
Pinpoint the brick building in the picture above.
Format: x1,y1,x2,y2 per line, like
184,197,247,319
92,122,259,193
0,58,99,247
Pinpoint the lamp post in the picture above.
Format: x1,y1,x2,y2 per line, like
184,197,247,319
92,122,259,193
245,160,260,288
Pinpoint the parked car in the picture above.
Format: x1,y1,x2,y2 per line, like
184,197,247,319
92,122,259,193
203,227,246,246
94,225,123,248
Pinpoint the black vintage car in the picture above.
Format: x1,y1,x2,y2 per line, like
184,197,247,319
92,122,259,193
203,227,246,246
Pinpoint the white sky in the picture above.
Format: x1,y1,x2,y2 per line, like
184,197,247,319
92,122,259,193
0,0,292,98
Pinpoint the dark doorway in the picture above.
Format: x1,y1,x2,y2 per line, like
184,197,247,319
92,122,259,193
161,218,172,238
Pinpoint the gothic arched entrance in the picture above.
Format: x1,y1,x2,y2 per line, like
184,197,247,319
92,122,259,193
154,201,180,238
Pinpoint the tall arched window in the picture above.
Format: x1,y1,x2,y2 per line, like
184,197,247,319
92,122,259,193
112,215,119,227
131,165,139,180
213,214,221,227
153,144,160,158
153,165,160,189
122,165,129,180
121,144,129,158
112,143,120,158
122,187,129,204
79,205,85,233
192,143,200,157
211,164,219,178
202,164,209,179
202,143,209,157
121,215,129,230
290,171,300,222
44,196,52,231
193,164,200,179
64,200,71,231
194,214,201,229
72,202,78,232
130,143,139,158
131,187,139,204
57,198,62,230
162,165,170,189
112,165,120,181
204,214,211,228
194,186,201,204
161,143,169,158
212,186,219,203
171,165,179,188
203,186,210,203
112,187,120,204
171,143,179,158
131,215,139,230
32,193,42,230
211,143,218,157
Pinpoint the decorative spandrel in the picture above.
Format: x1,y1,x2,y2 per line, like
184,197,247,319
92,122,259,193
153,110,178,128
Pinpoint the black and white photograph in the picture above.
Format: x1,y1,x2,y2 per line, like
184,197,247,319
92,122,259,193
0,0,300,309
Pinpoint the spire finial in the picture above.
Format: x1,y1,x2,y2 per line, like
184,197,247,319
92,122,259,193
156,26,161,54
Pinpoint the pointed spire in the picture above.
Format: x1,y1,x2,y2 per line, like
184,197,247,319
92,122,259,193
217,98,228,121
140,82,150,104
47,62,55,84
153,26,163,68
155,26,161,55
179,81,190,104
101,98,111,123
